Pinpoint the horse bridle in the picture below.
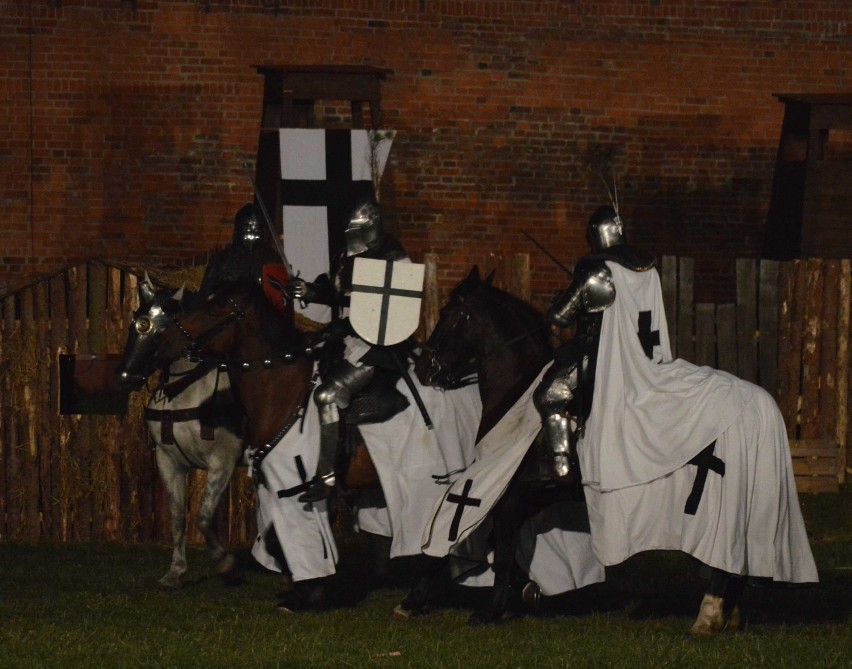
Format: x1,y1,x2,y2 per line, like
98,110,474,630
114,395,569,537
421,301,547,390
172,296,247,363
171,295,316,369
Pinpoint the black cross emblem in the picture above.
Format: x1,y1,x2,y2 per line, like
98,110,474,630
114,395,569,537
446,479,482,542
684,441,725,515
281,130,375,263
351,260,423,345
637,310,661,360
277,455,311,499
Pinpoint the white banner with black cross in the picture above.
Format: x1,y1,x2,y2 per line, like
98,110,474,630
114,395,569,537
280,128,394,323
349,258,424,346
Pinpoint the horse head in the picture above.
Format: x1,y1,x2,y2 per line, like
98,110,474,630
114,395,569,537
118,274,192,391
415,265,496,390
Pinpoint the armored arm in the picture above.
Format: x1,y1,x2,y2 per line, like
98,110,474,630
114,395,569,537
284,273,337,306
547,258,615,328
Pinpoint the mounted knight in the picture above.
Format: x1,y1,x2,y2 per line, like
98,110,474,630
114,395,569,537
283,196,421,503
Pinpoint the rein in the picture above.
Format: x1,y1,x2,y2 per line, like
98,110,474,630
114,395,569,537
174,296,316,368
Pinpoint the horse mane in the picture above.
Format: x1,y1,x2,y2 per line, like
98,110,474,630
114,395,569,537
463,278,549,351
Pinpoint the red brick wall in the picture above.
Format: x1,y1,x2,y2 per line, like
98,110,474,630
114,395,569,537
2,1,851,306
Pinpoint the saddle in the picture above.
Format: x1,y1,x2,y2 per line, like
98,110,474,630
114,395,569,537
346,368,409,426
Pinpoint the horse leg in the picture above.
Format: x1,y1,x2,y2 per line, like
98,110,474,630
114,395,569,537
468,491,524,626
156,449,189,590
393,555,445,620
196,451,240,582
690,568,745,636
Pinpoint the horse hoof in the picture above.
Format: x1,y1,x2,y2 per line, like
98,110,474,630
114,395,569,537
521,580,542,613
392,604,413,620
689,594,725,636
215,553,235,576
393,603,427,621
726,605,742,632
157,573,184,591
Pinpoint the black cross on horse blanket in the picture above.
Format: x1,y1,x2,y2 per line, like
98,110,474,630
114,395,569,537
580,261,817,583
251,392,338,582
422,364,606,596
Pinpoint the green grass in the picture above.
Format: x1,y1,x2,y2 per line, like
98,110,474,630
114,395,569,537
0,489,849,669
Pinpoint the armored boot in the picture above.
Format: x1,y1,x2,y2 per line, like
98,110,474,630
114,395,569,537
299,420,339,503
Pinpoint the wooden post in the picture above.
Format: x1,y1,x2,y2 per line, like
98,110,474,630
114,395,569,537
68,264,91,541
799,259,825,440
836,260,850,484
736,258,758,383
419,253,439,342
694,303,716,368
36,281,52,540
758,260,780,395
660,256,677,355
777,260,804,439
676,257,694,363
716,304,737,374
1,296,17,540
50,273,70,541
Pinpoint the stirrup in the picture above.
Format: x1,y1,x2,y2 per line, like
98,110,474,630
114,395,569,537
298,474,335,503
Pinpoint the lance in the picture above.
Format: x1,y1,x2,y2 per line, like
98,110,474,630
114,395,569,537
243,162,295,278
521,229,573,278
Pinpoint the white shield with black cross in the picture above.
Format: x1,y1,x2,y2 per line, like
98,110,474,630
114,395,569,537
349,258,425,346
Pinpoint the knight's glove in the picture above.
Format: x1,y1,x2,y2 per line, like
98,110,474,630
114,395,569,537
284,278,311,302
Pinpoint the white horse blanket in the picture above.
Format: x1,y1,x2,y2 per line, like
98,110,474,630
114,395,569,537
251,360,482,578
251,394,339,582
421,366,607,596
357,370,483,558
580,261,818,583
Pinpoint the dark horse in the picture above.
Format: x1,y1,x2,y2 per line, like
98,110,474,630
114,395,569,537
399,266,588,625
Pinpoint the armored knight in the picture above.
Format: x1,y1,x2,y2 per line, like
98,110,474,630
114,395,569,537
533,205,655,478
284,196,409,502
199,203,280,298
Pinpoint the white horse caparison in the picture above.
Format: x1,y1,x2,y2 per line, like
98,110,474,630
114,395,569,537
144,359,244,589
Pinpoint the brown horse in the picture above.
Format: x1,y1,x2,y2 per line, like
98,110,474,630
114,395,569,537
118,279,356,609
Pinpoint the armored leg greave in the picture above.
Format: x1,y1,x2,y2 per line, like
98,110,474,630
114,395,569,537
300,361,376,503
533,360,578,478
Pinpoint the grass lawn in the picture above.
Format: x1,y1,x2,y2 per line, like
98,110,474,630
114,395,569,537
0,489,849,669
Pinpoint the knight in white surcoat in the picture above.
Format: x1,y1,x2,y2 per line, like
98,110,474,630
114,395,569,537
535,205,818,635
284,197,410,502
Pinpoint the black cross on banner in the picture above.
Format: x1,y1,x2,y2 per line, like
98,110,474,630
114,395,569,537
277,455,311,499
281,130,375,263
351,260,424,345
684,441,725,515
637,310,661,360
446,479,482,542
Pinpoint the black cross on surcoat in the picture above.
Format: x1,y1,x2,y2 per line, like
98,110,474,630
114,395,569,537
351,260,423,345
277,455,311,499
684,441,725,515
637,310,661,360
446,479,482,542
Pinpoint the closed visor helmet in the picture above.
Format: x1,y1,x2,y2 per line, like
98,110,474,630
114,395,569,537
233,203,262,248
344,198,383,256
587,205,624,252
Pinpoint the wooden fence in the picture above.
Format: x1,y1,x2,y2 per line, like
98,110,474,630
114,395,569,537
0,255,848,544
